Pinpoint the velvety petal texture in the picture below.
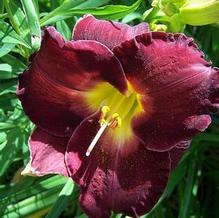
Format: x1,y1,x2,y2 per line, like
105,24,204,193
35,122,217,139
17,15,219,218
73,14,149,49
169,140,190,170
113,32,218,151
66,113,171,217
17,27,127,137
22,128,69,176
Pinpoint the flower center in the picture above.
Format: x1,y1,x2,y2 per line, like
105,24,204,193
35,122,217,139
85,82,143,156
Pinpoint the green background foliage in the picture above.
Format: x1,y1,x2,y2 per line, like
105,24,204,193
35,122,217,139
0,0,219,217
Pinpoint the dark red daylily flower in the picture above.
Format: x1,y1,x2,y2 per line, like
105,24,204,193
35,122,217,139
17,15,219,217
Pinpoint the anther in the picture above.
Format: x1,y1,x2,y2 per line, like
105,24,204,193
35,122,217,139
99,106,110,125
108,113,122,128
101,105,110,114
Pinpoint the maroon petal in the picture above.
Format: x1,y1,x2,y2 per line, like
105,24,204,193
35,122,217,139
113,32,219,151
17,27,127,137
22,128,69,176
39,27,127,93
17,68,89,137
169,140,190,170
66,112,170,217
73,14,149,49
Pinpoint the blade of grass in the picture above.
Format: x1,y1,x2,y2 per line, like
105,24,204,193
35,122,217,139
40,0,142,26
21,0,41,51
0,43,15,57
40,0,86,26
75,0,111,9
0,1,3,13
56,20,71,40
1,188,60,218
0,21,30,48
178,157,197,218
46,178,75,218
3,0,21,34
3,0,30,57
0,175,67,202
0,54,26,72
0,94,17,111
0,78,17,93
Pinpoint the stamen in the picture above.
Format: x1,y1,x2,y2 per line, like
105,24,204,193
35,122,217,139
84,82,143,156
86,123,108,157
86,110,122,156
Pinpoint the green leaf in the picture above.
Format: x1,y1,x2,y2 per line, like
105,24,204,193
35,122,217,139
0,175,67,202
164,160,187,197
0,70,16,79
178,158,197,218
40,0,86,26
1,189,58,218
122,12,142,23
0,121,16,130
0,78,17,94
3,0,29,34
0,93,17,111
0,43,15,57
56,20,71,41
0,63,12,72
0,132,7,148
0,13,7,19
0,54,26,72
75,0,111,9
0,54,26,80
40,0,143,26
0,21,30,48
21,0,41,51
0,129,20,177
0,1,4,13
76,214,88,218
46,178,75,218
0,176,68,218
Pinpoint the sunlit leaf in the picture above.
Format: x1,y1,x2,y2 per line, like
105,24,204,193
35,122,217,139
0,21,30,48
40,0,143,26
21,0,41,51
